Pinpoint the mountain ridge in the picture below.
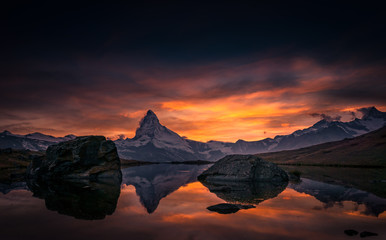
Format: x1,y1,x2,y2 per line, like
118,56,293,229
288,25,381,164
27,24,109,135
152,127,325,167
1,106,385,162
115,106,386,161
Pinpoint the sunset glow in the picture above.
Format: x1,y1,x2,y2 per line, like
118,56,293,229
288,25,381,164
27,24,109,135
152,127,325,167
1,56,385,142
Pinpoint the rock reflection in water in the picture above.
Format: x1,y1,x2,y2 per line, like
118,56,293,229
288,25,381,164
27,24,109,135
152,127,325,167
26,178,121,220
201,180,288,205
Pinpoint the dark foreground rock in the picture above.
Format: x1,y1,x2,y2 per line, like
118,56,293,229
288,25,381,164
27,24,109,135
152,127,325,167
27,136,122,181
344,229,359,236
207,203,255,214
198,155,288,183
27,178,121,220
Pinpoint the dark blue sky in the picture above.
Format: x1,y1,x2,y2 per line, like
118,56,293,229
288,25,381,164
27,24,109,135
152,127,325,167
2,1,385,64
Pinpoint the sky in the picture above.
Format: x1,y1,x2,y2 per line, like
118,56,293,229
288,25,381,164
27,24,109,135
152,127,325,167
1,1,386,142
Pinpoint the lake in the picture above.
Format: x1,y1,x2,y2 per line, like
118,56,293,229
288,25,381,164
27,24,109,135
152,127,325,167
0,164,385,240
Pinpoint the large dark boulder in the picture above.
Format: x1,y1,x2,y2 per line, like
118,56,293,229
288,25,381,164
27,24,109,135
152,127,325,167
198,154,288,183
27,136,122,181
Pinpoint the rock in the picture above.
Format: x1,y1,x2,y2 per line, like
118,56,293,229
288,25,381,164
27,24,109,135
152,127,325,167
27,136,122,181
207,203,255,214
198,154,288,183
1,148,13,154
344,229,359,236
27,178,121,220
360,231,378,238
288,170,302,183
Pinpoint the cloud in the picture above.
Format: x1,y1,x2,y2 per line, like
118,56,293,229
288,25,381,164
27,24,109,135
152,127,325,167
310,113,342,122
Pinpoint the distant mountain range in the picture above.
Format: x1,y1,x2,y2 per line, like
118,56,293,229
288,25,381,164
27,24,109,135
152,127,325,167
0,131,76,152
114,106,386,161
1,107,386,162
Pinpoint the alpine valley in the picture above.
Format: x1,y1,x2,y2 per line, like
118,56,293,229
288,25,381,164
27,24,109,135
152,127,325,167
1,107,385,162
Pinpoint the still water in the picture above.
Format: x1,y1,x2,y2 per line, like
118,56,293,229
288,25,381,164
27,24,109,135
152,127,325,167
0,164,385,240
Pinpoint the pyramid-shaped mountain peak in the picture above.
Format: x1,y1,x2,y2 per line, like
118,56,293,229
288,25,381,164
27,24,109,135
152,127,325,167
146,109,157,117
141,110,160,125
134,110,163,138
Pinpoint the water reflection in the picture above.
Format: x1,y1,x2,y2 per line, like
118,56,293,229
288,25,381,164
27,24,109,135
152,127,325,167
201,180,288,205
289,178,386,217
121,164,210,213
26,178,121,220
0,165,386,240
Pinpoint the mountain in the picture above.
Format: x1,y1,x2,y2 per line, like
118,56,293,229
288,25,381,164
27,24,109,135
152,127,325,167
115,107,386,162
1,107,385,162
115,110,203,162
257,125,386,166
269,106,386,152
0,131,76,151
228,106,386,154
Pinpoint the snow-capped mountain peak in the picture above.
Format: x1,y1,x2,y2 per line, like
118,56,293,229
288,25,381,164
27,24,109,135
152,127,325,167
360,106,386,120
134,110,162,139
115,110,196,161
1,130,13,136
26,132,57,142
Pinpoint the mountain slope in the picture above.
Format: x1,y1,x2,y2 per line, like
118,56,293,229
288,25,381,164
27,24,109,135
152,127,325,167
257,125,386,166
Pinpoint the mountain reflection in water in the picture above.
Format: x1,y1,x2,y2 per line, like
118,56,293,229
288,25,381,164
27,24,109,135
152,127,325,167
289,178,386,217
121,163,210,213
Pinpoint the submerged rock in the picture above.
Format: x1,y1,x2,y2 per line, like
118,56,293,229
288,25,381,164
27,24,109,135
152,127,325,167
27,136,122,181
207,203,255,214
198,154,288,183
